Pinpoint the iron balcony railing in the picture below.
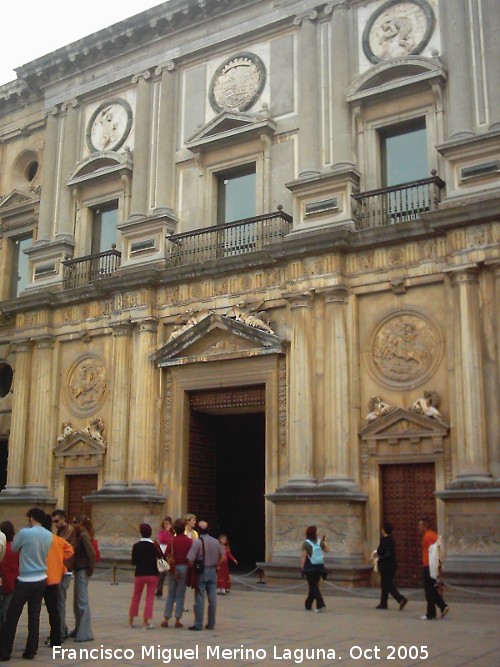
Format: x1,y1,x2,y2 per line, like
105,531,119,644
62,246,121,289
352,172,445,230
167,209,293,267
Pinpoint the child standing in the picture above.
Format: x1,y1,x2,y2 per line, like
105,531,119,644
217,534,238,595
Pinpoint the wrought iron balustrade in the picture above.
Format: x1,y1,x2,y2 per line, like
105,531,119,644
167,209,293,267
62,246,121,289
352,173,445,230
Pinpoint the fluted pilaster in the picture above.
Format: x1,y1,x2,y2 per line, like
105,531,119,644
284,291,316,486
104,322,133,489
130,71,152,218
295,11,320,177
25,336,55,492
128,318,159,490
448,267,492,483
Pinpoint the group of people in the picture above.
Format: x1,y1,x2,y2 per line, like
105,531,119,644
0,508,97,662
301,516,449,621
128,513,238,632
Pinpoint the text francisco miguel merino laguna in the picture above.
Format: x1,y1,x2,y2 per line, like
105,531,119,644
52,644,340,663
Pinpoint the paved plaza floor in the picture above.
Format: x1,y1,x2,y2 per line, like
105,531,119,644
4,574,499,666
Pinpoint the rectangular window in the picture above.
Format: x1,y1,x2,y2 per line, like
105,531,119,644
217,165,256,225
380,119,428,187
10,234,32,298
91,201,118,254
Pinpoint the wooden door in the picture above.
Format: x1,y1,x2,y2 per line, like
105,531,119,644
380,463,436,587
67,474,98,522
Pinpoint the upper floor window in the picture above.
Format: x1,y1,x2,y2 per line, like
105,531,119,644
91,202,118,254
10,234,32,298
217,165,256,225
380,119,428,187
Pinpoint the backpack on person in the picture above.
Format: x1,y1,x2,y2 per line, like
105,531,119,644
305,539,324,565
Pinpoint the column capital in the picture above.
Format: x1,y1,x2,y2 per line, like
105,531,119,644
31,334,56,350
317,285,350,305
44,106,60,120
293,9,318,25
132,70,152,84
282,290,315,309
324,0,350,16
12,339,34,354
444,264,480,285
61,98,79,112
110,320,134,337
155,61,176,76
137,317,159,334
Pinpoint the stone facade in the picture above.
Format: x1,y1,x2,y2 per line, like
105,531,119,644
0,0,498,586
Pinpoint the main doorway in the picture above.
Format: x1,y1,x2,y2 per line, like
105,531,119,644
380,462,437,587
187,386,266,568
66,474,98,521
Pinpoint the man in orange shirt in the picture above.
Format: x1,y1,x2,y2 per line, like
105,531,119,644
418,517,449,620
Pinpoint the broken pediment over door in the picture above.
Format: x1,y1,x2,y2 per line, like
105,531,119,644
152,313,288,367
359,407,449,458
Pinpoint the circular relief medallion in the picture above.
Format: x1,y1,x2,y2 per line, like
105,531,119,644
362,0,435,64
209,52,266,113
368,309,442,389
86,98,133,153
66,355,107,415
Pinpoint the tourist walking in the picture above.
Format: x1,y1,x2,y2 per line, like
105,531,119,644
300,526,329,612
418,517,449,620
373,521,407,611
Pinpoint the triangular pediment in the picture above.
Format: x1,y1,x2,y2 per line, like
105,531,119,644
359,407,448,440
0,189,38,211
153,313,287,367
185,111,276,153
53,431,106,458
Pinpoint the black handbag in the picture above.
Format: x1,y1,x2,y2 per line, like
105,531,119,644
194,537,205,574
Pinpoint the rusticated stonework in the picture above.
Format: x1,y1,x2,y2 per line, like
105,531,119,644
368,309,442,388
66,355,107,415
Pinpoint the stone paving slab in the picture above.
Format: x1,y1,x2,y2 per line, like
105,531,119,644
5,576,499,666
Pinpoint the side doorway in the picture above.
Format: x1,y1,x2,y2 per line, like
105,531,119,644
380,463,437,587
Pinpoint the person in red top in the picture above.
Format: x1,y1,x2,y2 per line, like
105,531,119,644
161,519,193,628
418,517,449,620
217,534,238,595
0,521,20,635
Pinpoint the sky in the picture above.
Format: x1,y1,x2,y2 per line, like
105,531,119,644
0,0,167,86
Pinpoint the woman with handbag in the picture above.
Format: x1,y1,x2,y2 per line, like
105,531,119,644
161,519,192,628
128,524,159,629
155,517,174,598
300,526,329,612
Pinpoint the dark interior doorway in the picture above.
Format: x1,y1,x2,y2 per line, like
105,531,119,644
0,439,7,491
188,388,265,569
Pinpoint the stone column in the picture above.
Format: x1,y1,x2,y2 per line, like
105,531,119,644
128,318,159,491
104,321,133,489
284,291,316,486
154,62,176,215
56,99,80,240
448,267,492,483
440,0,474,139
3,340,33,492
294,10,320,177
320,286,357,489
482,0,500,131
25,335,55,493
325,0,354,168
130,71,152,218
37,107,59,243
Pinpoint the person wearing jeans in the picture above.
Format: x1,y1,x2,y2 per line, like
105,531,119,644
162,519,192,628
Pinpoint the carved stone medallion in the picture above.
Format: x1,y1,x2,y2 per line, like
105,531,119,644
86,98,133,153
368,309,442,389
209,53,266,113
362,0,435,64
66,355,107,415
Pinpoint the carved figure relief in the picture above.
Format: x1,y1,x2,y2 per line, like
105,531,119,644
365,396,396,422
67,356,107,414
85,417,107,446
225,302,274,334
57,422,76,443
362,0,435,64
409,390,442,420
369,310,442,388
86,98,133,153
209,53,266,113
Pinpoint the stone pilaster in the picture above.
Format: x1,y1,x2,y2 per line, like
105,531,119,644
154,63,177,215
294,11,320,177
128,318,160,493
130,71,152,218
104,321,133,489
325,1,354,168
1,340,33,493
448,267,492,484
56,99,80,240
37,108,59,243
25,336,56,496
440,0,474,139
283,291,316,486
482,0,500,131
320,286,357,489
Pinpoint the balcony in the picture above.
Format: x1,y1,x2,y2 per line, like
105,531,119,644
62,246,121,290
352,172,445,230
166,209,293,268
